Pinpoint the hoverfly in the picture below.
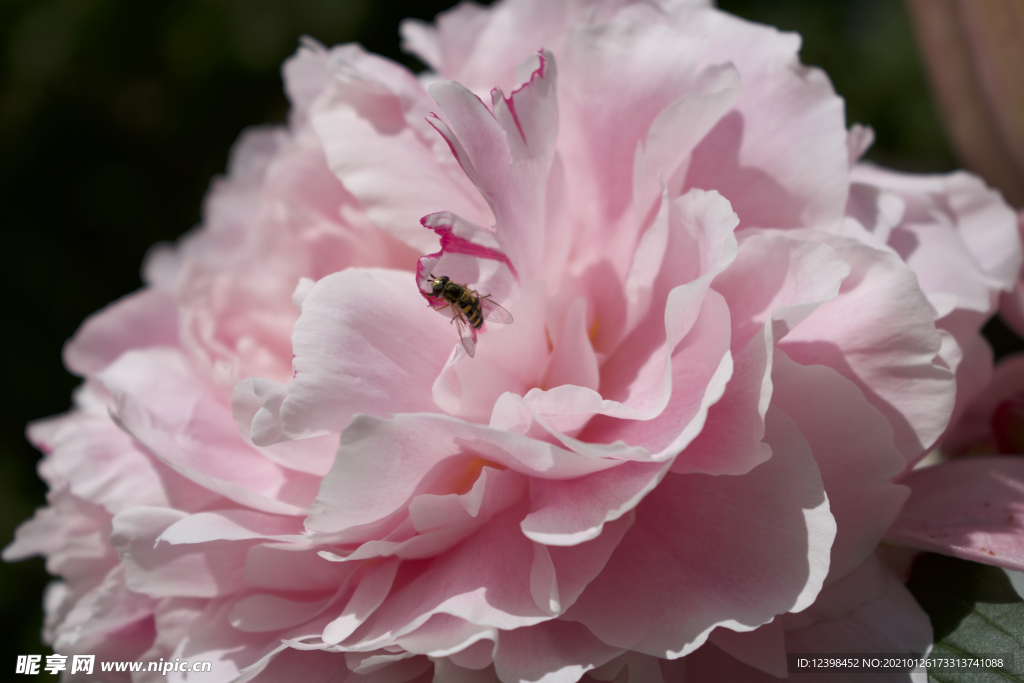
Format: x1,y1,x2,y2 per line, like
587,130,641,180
428,274,513,358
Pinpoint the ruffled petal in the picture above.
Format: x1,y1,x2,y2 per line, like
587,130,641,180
110,508,249,598
780,233,956,462
851,165,1022,295
565,405,834,658
578,289,733,457
713,231,851,350
686,569,930,683
311,44,491,253
520,461,668,546
339,502,551,646
428,50,559,280
771,351,908,583
887,456,1024,571
306,413,621,537
494,620,623,683
63,288,179,377
558,18,728,238
671,324,772,475
242,269,452,444
99,349,320,515
673,9,849,230
674,231,852,477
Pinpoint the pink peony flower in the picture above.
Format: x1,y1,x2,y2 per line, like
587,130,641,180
8,1,1024,681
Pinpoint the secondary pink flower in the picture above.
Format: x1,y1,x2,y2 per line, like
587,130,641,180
887,353,1024,573
7,1,1023,682
845,156,1022,438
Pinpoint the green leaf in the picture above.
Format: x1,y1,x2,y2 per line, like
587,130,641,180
906,553,1024,682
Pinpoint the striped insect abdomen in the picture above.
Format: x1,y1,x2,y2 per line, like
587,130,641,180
459,293,484,329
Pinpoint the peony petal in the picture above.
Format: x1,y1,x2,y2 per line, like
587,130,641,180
159,509,303,545
492,51,559,166
851,166,1022,294
263,269,452,442
671,323,772,476
676,9,849,230
841,181,905,250
416,211,519,308
45,564,157,655
935,311,992,447
133,597,206,681
1000,210,1024,337
579,288,733,458
340,502,551,647
431,659,501,683
428,51,558,281
521,462,667,546
713,231,851,350
25,388,191,514
3,487,113,564
248,646,433,683
244,544,355,593
433,278,548,423
346,650,429,679
281,38,328,125
780,233,956,462
63,288,179,377
685,570,929,682
887,456,1024,571
230,593,336,634
541,297,600,393
632,65,741,221
397,613,497,660
233,377,290,447
231,376,341,477
680,642,784,683
780,551,888,632
110,507,251,598
617,188,739,349
533,514,634,616
241,648,359,683
332,468,528,562
306,413,619,536
311,45,491,253
489,391,653,462
323,558,402,644
99,348,320,516
846,123,875,167
783,571,932,682
566,405,834,658
557,19,706,237
586,651,678,683
401,0,579,92
168,601,341,682
494,619,624,683
771,350,909,583
256,435,340,479
707,619,787,679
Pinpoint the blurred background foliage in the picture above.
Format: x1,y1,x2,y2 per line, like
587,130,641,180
0,0,1005,664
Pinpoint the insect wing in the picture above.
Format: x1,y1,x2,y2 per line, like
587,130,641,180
479,296,513,325
451,309,478,358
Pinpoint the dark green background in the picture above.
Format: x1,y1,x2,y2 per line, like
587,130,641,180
0,0,1009,668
